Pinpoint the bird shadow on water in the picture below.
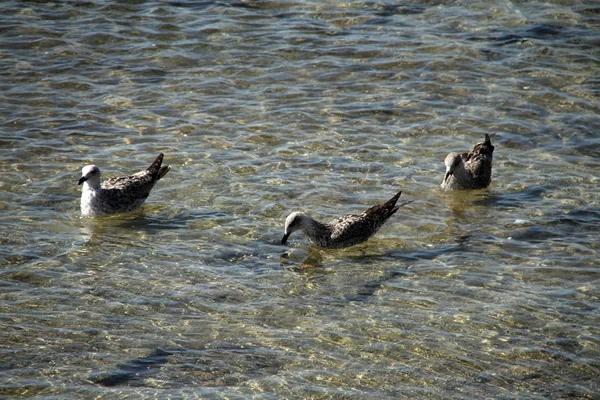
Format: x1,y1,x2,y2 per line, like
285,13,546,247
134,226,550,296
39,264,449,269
77,208,230,246
117,208,230,231
89,348,183,387
438,185,547,219
281,235,470,267
89,345,282,388
345,239,470,302
280,237,470,301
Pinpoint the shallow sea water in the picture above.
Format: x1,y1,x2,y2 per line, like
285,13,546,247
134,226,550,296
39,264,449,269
1,1,599,398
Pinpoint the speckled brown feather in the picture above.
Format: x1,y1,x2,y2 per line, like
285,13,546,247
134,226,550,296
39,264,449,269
463,134,494,183
282,190,412,248
79,153,171,217
441,134,495,190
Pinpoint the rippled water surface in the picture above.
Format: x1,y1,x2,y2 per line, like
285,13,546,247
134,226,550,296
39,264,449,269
1,1,599,398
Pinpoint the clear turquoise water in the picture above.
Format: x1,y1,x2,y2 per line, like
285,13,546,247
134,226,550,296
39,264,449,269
1,1,599,398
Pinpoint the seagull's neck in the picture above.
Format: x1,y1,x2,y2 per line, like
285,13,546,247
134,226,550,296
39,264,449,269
82,180,101,192
298,215,332,243
452,160,472,181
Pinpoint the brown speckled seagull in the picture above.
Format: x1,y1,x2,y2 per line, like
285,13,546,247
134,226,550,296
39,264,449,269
78,153,171,217
441,133,495,190
281,190,412,249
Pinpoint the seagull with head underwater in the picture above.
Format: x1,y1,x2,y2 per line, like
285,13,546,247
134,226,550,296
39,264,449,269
281,190,412,249
441,133,495,191
78,153,171,217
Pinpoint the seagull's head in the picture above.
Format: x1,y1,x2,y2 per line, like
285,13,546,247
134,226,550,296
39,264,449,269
281,211,307,245
78,165,100,186
443,152,463,183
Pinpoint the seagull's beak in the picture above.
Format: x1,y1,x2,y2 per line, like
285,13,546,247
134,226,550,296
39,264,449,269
444,170,453,183
78,176,88,185
281,232,290,245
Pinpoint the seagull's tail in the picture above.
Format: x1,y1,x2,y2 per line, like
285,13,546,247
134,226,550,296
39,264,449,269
365,190,412,218
391,200,414,214
158,165,171,180
384,190,404,209
388,190,414,215
147,153,171,181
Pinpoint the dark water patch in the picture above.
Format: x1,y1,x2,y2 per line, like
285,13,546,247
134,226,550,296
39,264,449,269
570,137,600,159
553,208,600,230
91,348,181,387
81,32,128,46
387,239,470,263
229,1,262,10
167,1,214,10
1,270,52,286
0,248,38,266
492,34,532,47
473,186,547,209
371,3,427,17
508,207,600,247
346,269,412,302
580,5,600,15
181,344,283,387
130,67,168,85
467,24,570,47
122,209,231,231
524,25,564,39
580,76,600,97
495,130,538,150
510,226,562,243
97,2,148,13
362,17,392,26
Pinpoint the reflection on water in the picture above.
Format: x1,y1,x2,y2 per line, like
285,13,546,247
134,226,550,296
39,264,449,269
1,0,599,398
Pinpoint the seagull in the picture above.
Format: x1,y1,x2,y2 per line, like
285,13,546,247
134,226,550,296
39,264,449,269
441,133,495,190
78,153,171,217
281,190,412,249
